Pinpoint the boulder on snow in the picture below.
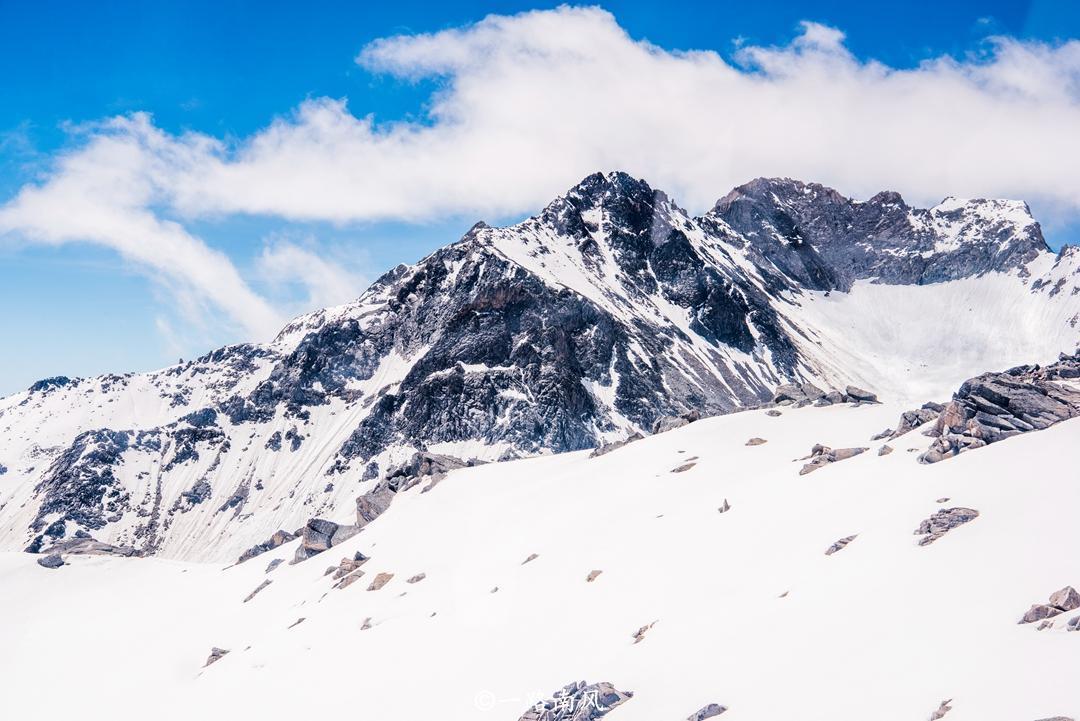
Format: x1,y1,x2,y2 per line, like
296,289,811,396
367,572,394,591
772,382,825,406
929,699,953,720
1049,585,1080,612
745,437,767,446
844,385,879,403
920,355,1080,463
37,553,64,569
293,518,360,563
518,680,633,721
798,445,868,475
204,647,229,667
590,432,643,458
355,452,472,527
237,529,296,564
1019,585,1080,623
915,507,979,545
652,410,701,435
41,536,137,558
825,534,857,555
331,551,370,580
1020,604,1063,624
688,704,727,720
878,444,893,456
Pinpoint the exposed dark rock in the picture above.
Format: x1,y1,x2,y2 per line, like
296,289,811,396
293,519,360,563
632,621,656,644
772,382,825,405
265,558,284,574
915,507,979,545
717,499,731,513
712,177,1047,291
37,553,64,569
29,376,73,393
355,452,471,529
844,385,878,403
878,444,893,456
921,355,1080,463
238,529,297,564
745,437,767,446
518,680,633,721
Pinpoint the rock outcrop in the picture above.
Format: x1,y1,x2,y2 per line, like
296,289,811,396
293,519,361,563
772,383,878,407
921,355,1080,463
825,535,857,555
518,680,633,720
798,444,868,475
237,529,296,564
1019,586,1080,624
915,508,979,545
36,553,64,569
687,704,727,721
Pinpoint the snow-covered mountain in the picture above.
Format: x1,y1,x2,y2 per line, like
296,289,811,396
2,171,1080,562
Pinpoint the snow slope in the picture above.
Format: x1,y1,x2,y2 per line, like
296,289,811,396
3,402,1078,721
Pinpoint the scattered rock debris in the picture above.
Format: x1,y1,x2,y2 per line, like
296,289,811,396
632,621,657,644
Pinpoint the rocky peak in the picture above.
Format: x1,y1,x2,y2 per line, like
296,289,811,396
708,178,1048,290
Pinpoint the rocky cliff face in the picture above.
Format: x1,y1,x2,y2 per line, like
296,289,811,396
1,171,1078,561
712,177,1048,290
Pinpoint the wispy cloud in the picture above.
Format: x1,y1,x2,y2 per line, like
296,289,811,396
2,6,1080,344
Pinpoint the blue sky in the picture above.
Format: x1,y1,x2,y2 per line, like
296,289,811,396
1,0,1079,396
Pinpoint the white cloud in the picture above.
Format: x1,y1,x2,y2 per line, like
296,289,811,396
255,239,368,313
3,6,1080,344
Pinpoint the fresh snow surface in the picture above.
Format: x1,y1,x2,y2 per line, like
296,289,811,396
3,403,1078,721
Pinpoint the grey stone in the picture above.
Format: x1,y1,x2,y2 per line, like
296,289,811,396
915,507,979,545
1049,586,1080,612
238,529,296,564
825,535,857,555
844,385,878,403
745,437,767,446
37,553,64,569
204,647,229,667
367,572,394,591
652,411,701,435
1020,604,1063,624
518,680,633,720
687,704,727,721
243,579,272,602
293,518,361,563
590,433,643,458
